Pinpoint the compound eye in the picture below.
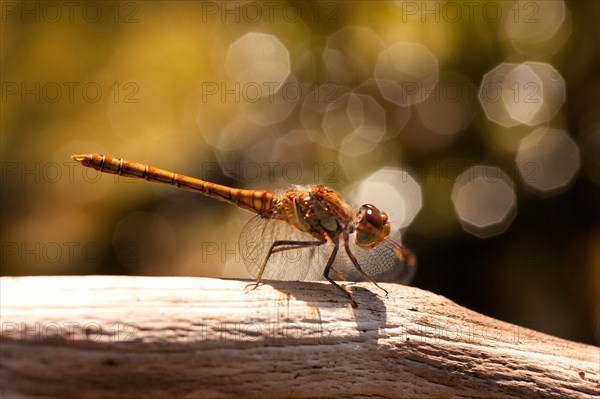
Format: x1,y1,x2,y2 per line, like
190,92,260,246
355,204,390,249
362,204,383,228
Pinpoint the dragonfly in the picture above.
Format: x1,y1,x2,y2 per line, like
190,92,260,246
71,153,416,306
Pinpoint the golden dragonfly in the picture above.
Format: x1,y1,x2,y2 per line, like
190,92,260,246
72,153,416,306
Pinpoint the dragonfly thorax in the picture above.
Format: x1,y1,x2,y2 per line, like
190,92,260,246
275,185,353,241
273,186,391,249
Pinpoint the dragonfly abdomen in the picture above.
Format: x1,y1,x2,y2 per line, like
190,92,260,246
71,153,277,214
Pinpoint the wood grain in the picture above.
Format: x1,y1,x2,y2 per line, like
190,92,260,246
1,276,598,398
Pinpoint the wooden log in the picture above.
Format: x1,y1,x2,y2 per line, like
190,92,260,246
0,276,598,398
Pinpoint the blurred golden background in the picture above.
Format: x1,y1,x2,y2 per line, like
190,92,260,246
1,1,598,345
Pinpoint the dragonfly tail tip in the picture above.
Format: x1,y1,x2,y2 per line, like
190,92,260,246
71,154,88,163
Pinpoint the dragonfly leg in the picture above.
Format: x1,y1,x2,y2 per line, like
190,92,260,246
245,240,323,292
330,266,349,281
322,242,357,307
271,242,322,254
343,238,389,297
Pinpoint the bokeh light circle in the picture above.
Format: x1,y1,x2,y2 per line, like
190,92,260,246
452,165,517,238
374,42,439,107
516,128,580,196
352,167,422,232
225,32,290,97
479,62,565,127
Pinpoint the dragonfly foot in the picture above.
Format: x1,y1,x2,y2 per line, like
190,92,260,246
244,282,261,293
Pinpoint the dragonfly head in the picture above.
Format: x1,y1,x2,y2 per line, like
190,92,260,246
354,204,391,249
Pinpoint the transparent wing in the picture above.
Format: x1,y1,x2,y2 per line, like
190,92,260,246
239,214,416,285
239,215,333,281
332,234,417,285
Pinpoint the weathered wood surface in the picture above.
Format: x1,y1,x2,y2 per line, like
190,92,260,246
0,276,598,398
